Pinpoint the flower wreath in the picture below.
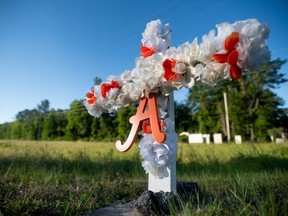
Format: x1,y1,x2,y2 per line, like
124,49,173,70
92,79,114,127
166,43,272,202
84,19,270,178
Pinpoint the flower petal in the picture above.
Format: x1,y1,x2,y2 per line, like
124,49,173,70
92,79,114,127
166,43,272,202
140,44,156,58
86,92,94,98
211,53,228,63
163,59,177,81
225,32,239,52
110,80,121,89
101,81,121,98
227,50,238,65
87,96,96,105
101,83,111,98
230,64,242,80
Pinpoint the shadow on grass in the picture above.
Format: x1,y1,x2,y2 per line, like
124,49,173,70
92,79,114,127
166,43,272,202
0,155,146,215
177,153,288,176
0,153,287,179
0,153,287,215
0,155,145,181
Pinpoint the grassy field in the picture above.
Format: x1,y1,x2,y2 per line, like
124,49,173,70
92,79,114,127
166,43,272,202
0,140,287,215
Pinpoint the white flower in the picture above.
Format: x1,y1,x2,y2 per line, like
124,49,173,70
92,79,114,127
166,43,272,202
133,53,164,96
139,135,172,178
141,161,170,179
215,19,270,70
85,19,270,118
141,19,171,53
120,70,133,82
84,85,104,117
237,19,270,70
160,40,201,92
198,29,219,63
117,82,142,106
138,132,178,178
198,18,270,82
156,94,168,119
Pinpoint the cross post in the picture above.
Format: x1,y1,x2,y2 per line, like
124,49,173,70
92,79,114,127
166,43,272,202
148,93,177,192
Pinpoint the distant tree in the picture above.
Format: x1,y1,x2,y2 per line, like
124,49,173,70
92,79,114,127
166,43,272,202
115,105,137,140
231,59,287,141
37,99,50,114
175,102,198,133
277,108,288,131
10,121,22,139
96,113,117,141
0,122,12,139
66,100,92,140
93,77,102,85
15,109,39,139
90,117,101,141
187,84,224,134
36,99,50,140
41,109,67,140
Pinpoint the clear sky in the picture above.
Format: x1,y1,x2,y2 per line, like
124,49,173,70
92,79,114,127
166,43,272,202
0,0,287,124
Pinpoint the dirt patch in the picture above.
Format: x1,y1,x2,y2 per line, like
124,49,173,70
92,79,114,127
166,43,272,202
88,181,201,216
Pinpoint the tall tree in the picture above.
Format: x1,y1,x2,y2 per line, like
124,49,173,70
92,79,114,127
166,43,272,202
15,109,39,139
36,99,50,140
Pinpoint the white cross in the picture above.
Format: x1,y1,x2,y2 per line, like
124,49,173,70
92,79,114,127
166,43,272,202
84,19,270,193
148,93,176,192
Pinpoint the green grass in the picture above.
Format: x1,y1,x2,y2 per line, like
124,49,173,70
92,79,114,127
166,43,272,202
0,140,287,215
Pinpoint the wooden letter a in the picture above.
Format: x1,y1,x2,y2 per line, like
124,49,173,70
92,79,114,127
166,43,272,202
116,93,166,152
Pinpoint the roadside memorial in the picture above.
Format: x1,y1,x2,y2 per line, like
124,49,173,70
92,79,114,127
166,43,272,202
84,19,270,195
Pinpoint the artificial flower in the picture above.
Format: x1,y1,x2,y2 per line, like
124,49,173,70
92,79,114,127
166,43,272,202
139,134,173,168
101,80,121,99
84,18,270,121
83,18,270,178
163,59,177,81
212,32,242,79
138,132,178,178
86,88,97,105
140,44,155,58
141,160,169,179
141,19,170,54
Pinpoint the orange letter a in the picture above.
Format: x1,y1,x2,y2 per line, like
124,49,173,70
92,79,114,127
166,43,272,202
116,93,166,152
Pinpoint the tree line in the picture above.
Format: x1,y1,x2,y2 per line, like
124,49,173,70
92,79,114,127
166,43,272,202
0,59,287,142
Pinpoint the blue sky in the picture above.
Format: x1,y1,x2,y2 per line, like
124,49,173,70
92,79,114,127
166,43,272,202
0,0,287,124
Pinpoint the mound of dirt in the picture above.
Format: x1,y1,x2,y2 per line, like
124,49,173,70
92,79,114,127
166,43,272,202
89,181,201,216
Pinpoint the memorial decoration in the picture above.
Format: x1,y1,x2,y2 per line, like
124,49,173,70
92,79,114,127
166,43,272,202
84,19,270,179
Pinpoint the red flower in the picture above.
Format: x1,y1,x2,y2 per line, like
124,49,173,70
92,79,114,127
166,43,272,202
140,44,156,58
162,59,177,81
86,88,97,105
212,32,242,80
101,80,121,98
